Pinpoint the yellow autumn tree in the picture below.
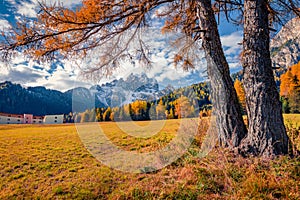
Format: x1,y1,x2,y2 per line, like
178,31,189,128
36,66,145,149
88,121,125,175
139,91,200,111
131,100,148,120
174,95,193,118
234,79,246,113
291,62,300,80
156,99,166,120
280,62,300,113
103,107,112,121
280,62,300,97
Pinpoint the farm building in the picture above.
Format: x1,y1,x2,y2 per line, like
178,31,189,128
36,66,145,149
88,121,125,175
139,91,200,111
23,114,33,124
33,116,44,124
0,113,24,124
0,113,64,124
43,115,64,124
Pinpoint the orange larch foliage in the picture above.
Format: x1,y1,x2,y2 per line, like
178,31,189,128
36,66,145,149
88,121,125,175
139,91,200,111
280,62,300,97
234,79,246,112
131,100,147,116
174,95,192,118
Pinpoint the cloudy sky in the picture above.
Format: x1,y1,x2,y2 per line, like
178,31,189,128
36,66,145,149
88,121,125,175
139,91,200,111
0,0,243,91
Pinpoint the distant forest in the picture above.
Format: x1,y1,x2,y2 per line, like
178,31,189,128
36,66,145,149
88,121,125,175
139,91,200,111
65,82,212,123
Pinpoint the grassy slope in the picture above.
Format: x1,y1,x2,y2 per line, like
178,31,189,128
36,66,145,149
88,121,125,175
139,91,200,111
0,116,299,199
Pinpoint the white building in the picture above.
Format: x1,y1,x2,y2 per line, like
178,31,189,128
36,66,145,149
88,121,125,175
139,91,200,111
0,113,64,124
32,116,44,124
43,115,64,124
0,113,24,124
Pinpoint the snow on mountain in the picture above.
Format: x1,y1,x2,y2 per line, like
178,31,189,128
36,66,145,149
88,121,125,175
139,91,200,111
87,73,161,108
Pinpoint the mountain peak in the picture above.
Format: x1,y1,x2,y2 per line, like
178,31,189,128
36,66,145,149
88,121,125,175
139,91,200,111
271,17,300,69
271,17,300,47
86,73,160,108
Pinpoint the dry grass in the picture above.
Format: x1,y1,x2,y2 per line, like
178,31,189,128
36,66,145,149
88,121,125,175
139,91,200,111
0,116,299,199
283,114,300,126
284,114,300,156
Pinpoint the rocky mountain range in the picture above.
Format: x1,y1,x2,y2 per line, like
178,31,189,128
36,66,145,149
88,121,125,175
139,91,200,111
0,74,174,116
271,17,300,69
233,17,300,82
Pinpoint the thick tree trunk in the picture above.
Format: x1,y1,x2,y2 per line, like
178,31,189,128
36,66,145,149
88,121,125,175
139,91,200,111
241,0,288,156
197,0,247,148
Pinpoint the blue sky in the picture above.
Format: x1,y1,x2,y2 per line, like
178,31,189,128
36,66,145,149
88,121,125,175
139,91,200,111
0,0,244,91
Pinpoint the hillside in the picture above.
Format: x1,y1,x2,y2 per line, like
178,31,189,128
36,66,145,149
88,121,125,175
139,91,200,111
0,82,71,116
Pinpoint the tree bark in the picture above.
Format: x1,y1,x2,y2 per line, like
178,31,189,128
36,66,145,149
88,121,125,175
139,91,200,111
197,0,247,148
241,0,288,156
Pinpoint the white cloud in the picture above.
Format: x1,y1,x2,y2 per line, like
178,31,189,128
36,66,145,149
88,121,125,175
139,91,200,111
0,54,92,92
221,31,243,55
0,19,11,31
221,31,243,71
229,62,241,70
41,0,82,8
221,31,242,46
16,1,37,18
4,0,16,5
0,14,10,18
0,64,46,84
24,66,92,92
13,0,83,19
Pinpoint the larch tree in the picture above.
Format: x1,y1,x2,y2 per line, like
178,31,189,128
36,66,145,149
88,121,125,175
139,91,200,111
103,107,112,121
240,0,299,156
156,99,166,120
234,79,246,113
280,62,300,97
280,62,300,113
280,69,295,97
0,0,299,157
197,0,246,147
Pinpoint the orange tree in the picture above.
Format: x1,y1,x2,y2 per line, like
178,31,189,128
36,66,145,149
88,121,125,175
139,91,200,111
280,62,300,113
234,79,246,113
